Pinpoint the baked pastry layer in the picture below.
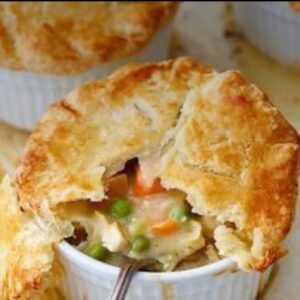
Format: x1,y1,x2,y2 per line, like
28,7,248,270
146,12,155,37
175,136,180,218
16,57,299,272
0,122,65,300
0,58,298,299
0,2,177,75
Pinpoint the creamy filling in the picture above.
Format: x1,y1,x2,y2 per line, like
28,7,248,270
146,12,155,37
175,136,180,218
61,160,220,271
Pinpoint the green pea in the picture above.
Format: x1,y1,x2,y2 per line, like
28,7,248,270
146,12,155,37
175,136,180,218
131,236,150,253
84,241,107,261
170,204,190,223
110,198,132,218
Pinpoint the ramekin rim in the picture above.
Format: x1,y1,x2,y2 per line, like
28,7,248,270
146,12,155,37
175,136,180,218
58,241,237,282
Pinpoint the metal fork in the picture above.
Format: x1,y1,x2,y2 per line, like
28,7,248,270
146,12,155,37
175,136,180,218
108,259,157,300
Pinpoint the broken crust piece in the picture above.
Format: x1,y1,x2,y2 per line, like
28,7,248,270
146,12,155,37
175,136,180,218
0,176,70,300
0,176,68,300
0,122,65,300
15,57,299,274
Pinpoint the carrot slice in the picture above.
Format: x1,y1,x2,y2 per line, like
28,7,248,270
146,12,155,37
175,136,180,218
105,174,129,199
133,165,165,197
151,219,179,236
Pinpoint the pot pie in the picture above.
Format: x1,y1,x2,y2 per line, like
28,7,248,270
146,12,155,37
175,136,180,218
0,57,299,299
0,2,178,130
289,2,300,11
0,2,177,75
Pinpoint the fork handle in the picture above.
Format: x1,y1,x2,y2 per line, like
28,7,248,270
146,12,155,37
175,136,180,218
108,261,140,300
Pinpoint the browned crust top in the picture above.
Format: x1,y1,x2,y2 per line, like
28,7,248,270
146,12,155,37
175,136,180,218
15,58,300,274
0,2,178,75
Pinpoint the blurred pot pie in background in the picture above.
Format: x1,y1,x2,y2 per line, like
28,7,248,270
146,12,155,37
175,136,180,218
0,57,299,299
233,2,300,70
0,1,178,129
289,2,300,11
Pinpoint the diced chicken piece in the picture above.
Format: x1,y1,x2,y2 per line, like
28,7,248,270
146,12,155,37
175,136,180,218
93,212,128,252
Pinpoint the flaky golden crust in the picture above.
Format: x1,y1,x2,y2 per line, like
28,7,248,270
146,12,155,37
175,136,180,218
0,122,65,300
16,58,299,275
0,176,56,300
16,58,212,213
0,2,177,75
160,70,299,270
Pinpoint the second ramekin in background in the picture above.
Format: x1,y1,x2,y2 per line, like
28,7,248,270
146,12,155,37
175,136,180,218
0,2,178,130
233,2,300,68
0,24,172,130
58,242,272,300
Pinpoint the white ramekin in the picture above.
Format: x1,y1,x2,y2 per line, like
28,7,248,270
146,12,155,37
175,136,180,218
233,2,300,68
57,242,272,300
0,22,173,130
